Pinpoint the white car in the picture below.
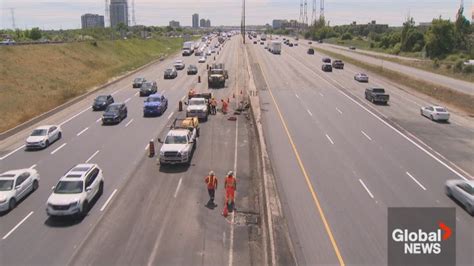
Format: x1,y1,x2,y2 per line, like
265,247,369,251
26,125,62,149
206,50,212,56
354,73,369,82
198,57,206,63
446,180,474,215
0,169,40,212
420,105,450,122
46,164,104,218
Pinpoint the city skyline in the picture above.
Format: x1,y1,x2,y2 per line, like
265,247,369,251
1,0,472,30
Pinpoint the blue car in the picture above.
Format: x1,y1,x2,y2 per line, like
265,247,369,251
143,93,168,117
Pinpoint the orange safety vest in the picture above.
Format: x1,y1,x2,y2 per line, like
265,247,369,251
224,176,236,191
205,175,218,189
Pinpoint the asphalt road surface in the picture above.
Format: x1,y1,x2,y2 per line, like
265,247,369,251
0,36,262,266
247,38,473,265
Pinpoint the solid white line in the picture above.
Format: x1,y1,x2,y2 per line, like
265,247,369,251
76,127,89,136
50,143,67,155
161,90,166,94
59,106,90,126
173,178,183,198
307,109,313,116
145,144,149,151
29,164,37,169
134,91,139,96
96,118,101,123
100,189,118,211
167,112,174,120
229,116,239,266
295,93,300,99
361,130,372,141
85,150,100,163
124,97,131,103
406,172,427,191
359,179,374,199
111,88,123,96
125,119,134,127
335,107,343,114
0,145,25,161
325,134,334,145
319,92,324,97
2,211,34,240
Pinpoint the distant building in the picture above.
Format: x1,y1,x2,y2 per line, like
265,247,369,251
272,19,286,29
81,14,104,29
419,22,432,27
200,18,206,28
206,19,211,28
110,0,128,28
192,13,199,28
169,20,180,28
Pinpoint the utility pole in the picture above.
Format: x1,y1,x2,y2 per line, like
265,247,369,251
105,0,109,27
311,0,317,26
10,8,16,29
303,0,308,26
320,0,325,20
241,0,245,43
132,0,136,26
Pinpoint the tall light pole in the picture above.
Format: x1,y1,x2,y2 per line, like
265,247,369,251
241,0,246,43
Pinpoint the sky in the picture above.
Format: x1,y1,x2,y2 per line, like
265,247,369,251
0,0,472,30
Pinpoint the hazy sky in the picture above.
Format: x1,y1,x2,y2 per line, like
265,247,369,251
1,0,472,30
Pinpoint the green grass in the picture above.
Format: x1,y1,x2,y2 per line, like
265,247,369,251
325,38,474,83
314,47,474,116
0,37,183,132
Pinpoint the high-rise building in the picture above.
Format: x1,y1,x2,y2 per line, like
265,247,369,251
200,18,206,28
192,13,199,28
110,0,128,28
169,20,180,28
81,14,105,29
272,19,286,29
206,19,211,27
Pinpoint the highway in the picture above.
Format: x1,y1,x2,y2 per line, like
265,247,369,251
0,36,262,265
318,42,474,96
246,38,473,265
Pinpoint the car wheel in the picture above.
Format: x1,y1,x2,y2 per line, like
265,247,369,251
32,180,39,191
9,198,16,210
45,140,50,148
98,181,104,196
57,132,62,140
468,205,474,216
81,201,89,216
430,115,434,121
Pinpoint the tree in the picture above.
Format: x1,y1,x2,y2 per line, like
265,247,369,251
29,27,42,40
454,6,471,50
341,32,352,40
424,18,455,58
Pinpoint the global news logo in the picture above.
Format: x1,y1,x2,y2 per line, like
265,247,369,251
391,221,452,255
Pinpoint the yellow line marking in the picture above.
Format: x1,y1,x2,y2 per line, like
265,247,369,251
258,52,345,266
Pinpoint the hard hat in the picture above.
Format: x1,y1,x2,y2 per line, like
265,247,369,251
227,170,233,176
209,171,215,176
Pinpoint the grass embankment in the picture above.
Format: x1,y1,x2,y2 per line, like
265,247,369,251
0,37,183,132
314,47,474,116
325,38,474,83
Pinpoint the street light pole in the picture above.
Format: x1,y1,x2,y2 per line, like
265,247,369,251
241,0,246,44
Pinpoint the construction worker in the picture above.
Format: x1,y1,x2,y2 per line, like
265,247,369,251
188,88,196,99
210,98,217,115
221,99,228,114
224,171,237,211
205,171,218,205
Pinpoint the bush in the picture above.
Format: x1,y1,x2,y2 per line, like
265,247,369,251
446,64,452,70
453,60,464,72
433,59,440,68
341,32,352,40
369,42,375,48
462,64,474,73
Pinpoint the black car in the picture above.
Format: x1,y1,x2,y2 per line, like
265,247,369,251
187,65,198,75
164,68,178,79
289,43,294,47
349,46,356,50
307,48,315,55
92,95,114,111
322,64,333,72
253,41,257,44
294,43,298,46
308,41,312,44
332,60,344,69
139,81,158,97
102,103,128,125
322,57,331,63
133,77,146,88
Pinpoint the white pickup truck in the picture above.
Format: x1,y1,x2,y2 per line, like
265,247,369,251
158,127,197,166
186,97,209,121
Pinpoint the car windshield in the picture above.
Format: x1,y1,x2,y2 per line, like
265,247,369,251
146,97,161,102
105,105,120,112
189,99,205,105
165,69,172,72
54,180,83,194
165,135,187,144
134,78,143,83
373,88,385,93
96,96,107,101
0,180,14,191
142,83,153,89
435,107,447,112
31,129,47,136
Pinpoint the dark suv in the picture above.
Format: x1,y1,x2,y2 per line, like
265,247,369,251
102,103,128,125
187,65,198,75
92,95,114,111
332,60,344,69
307,48,315,55
322,57,331,63
133,77,146,88
139,81,158,97
321,63,333,72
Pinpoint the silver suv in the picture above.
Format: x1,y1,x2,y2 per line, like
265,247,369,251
46,164,104,218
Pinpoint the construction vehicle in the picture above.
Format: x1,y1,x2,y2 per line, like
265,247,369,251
208,63,228,89
186,92,212,121
171,117,200,137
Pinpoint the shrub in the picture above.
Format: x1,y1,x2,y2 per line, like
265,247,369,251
433,59,440,68
341,32,352,40
462,64,473,73
453,59,464,72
